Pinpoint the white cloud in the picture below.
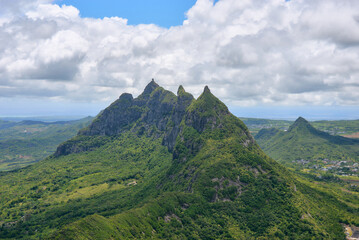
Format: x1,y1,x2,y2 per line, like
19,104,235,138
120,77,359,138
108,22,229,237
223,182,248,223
32,30,88,63
0,0,359,109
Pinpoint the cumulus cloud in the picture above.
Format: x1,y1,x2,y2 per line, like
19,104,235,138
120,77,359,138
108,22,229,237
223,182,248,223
0,0,359,108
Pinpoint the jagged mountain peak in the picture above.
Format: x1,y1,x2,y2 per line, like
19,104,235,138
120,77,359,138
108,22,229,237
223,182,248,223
119,92,133,101
190,84,228,116
142,78,160,96
198,85,216,100
56,81,250,157
203,85,211,93
198,85,214,100
177,85,185,95
177,85,194,102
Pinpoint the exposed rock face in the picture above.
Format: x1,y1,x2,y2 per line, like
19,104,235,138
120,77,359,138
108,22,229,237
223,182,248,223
87,81,196,152
140,86,176,132
80,93,142,136
171,86,233,161
55,80,253,158
80,79,176,137
56,80,193,156
54,136,110,157
140,78,159,97
162,85,194,152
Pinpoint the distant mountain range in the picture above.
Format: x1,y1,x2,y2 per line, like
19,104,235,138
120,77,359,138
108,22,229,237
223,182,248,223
0,81,357,239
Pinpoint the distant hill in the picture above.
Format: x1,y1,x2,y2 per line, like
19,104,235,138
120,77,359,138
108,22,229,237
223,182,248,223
255,117,359,166
0,81,357,239
0,117,93,171
0,119,17,130
240,117,359,136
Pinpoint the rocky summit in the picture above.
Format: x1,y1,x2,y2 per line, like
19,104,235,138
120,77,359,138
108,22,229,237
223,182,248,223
56,79,254,157
0,80,357,239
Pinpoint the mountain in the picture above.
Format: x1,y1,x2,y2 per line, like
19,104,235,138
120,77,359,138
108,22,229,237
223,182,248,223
239,117,359,137
0,82,358,239
255,117,359,165
0,117,93,171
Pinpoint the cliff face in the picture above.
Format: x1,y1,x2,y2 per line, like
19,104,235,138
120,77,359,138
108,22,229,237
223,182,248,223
79,80,172,136
2,80,355,240
51,81,356,240
56,80,254,158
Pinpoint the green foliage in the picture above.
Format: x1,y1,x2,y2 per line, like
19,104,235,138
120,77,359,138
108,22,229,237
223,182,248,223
152,87,177,104
312,120,359,136
255,118,359,167
0,84,357,240
187,87,228,117
0,132,173,239
0,117,93,171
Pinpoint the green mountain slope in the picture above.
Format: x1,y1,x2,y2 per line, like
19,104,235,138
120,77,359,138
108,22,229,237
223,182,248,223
0,82,358,239
240,117,359,137
255,117,359,166
0,117,93,171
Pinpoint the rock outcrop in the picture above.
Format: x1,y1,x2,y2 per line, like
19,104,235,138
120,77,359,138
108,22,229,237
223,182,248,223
55,80,254,158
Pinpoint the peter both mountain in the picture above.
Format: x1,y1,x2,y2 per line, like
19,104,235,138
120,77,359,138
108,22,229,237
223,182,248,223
255,117,359,165
0,80,358,239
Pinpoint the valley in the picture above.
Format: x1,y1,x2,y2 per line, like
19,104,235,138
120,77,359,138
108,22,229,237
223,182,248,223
0,81,358,239
0,117,93,171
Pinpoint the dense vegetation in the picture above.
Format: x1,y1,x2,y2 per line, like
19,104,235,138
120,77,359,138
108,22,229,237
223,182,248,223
0,117,93,171
313,120,359,136
0,133,172,239
0,82,358,239
255,117,359,175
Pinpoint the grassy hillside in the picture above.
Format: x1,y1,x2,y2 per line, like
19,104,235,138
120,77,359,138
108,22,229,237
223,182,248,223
50,94,358,239
0,117,93,171
0,132,173,239
0,83,358,239
255,117,359,175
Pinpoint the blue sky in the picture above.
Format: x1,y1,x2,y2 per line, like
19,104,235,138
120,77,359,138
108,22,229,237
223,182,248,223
56,0,203,28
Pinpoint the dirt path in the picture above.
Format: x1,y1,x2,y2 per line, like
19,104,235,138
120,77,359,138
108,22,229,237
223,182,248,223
342,132,359,139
